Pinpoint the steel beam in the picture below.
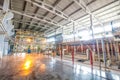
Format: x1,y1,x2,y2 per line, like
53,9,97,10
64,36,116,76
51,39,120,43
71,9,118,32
24,0,84,34
101,39,107,68
43,0,61,19
26,0,77,22
26,0,68,19
39,25,48,29
13,20,48,29
10,10,61,27
3,0,9,12
41,0,61,30
73,0,104,27
27,0,79,33
29,7,39,29
13,19,52,30
21,1,27,29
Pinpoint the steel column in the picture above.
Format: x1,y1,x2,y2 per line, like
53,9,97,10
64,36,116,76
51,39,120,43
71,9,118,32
110,41,114,60
116,42,120,60
101,39,107,68
60,27,64,60
81,43,83,54
0,34,5,58
113,42,119,60
90,15,94,67
72,22,75,64
106,41,111,59
96,39,101,67
61,44,63,60
3,0,10,12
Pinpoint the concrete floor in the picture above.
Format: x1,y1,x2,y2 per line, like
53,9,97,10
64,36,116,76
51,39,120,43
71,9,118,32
0,53,119,80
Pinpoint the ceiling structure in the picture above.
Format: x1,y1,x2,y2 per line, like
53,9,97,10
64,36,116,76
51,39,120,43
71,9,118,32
9,0,120,33
0,0,4,10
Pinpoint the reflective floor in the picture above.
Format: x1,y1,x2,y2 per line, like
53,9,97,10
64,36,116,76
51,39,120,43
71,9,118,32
0,53,120,80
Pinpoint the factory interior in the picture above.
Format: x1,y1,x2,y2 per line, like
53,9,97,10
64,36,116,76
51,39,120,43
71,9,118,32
0,0,120,80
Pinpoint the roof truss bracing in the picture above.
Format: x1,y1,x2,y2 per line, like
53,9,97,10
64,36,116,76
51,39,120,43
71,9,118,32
10,0,120,33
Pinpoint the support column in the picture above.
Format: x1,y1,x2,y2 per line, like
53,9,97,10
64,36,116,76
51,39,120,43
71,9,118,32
61,27,63,60
3,0,10,12
101,39,107,68
96,39,100,66
61,44,63,60
90,14,94,67
55,29,57,54
110,41,114,61
81,43,83,54
66,44,68,55
116,42,120,60
72,22,75,64
3,41,9,56
106,41,111,59
113,42,118,60
0,34,5,58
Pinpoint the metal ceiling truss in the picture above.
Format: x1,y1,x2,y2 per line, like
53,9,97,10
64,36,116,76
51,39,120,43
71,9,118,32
32,0,100,33
73,0,104,27
62,0,120,32
36,23,47,31
12,0,106,33
12,0,93,33
22,1,27,28
56,0,96,25
53,1,74,22
44,0,102,34
29,7,39,29
25,0,68,19
9,1,61,29
40,27,50,32
13,19,52,31
29,13,57,30
25,0,77,25
69,0,96,17
43,0,61,20
10,10,62,27
37,0,61,29
13,20,48,30
40,0,61,31
44,26,60,33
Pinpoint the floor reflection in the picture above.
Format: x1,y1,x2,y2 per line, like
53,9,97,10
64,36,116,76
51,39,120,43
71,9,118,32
39,63,46,73
0,53,119,80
